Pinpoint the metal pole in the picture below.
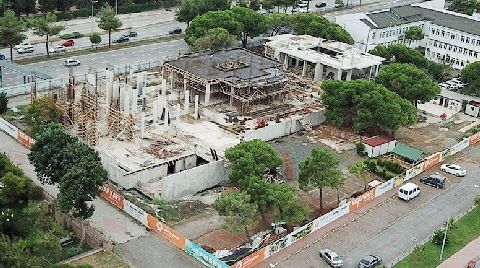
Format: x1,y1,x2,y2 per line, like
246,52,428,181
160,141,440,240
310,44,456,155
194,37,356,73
439,219,449,261
91,3,94,35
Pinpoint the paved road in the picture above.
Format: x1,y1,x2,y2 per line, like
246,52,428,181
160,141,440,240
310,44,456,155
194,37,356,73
2,39,189,87
263,145,480,268
0,130,200,268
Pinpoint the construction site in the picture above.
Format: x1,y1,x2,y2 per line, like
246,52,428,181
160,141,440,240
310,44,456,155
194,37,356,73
41,47,325,201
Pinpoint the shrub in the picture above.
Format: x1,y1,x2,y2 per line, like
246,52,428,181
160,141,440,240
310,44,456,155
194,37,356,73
60,32,83,40
432,229,448,245
0,92,8,114
26,183,44,201
356,142,366,156
64,246,83,258
475,194,480,207
365,159,377,173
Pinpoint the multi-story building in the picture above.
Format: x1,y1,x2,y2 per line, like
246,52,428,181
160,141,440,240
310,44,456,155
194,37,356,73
335,3,480,69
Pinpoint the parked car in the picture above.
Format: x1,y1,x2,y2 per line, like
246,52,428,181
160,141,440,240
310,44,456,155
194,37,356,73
420,174,446,188
17,45,34,54
113,36,129,43
14,42,31,50
450,78,466,88
297,2,308,8
440,163,466,176
319,249,343,267
445,81,460,90
0,53,5,60
169,28,182,34
49,45,66,53
62,39,75,47
398,182,420,201
315,2,327,8
64,58,80,67
123,31,138,37
358,255,382,268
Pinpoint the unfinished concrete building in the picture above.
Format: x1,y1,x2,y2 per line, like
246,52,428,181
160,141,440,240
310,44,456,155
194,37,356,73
264,34,385,82
163,48,289,114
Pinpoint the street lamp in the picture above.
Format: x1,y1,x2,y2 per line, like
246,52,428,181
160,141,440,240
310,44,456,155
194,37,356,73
91,0,99,36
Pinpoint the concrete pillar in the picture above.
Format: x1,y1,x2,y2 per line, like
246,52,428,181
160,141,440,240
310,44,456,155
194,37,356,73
141,112,145,138
336,68,343,80
106,81,112,105
283,54,289,71
153,100,158,123
374,64,380,76
176,103,181,123
164,104,169,128
161,79,167,95
346,69,353,81
295,59,300,67
205,83,211,106
302,61,308,77
230,87,234,106
184,89,190,115
368,66,374,80
194,95,199,119
313,63,323,82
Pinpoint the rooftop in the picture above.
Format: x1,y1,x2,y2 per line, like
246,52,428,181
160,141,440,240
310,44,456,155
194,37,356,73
164,48,286,88
365,5,480,37
440,88,480,103
364,135,395,147
392,143,423,162
265,34,384,69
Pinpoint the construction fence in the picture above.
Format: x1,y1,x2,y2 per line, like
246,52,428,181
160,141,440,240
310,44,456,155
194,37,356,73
0,60,163,97
2,113,479,268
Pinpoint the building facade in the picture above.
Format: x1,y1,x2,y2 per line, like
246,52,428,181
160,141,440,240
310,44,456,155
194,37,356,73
335,3,480,69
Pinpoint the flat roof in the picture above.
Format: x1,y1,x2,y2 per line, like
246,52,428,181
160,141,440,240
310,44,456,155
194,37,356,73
265,34,384,69
440,88,480,103
392,143,423,162
364,135,395,147
366,5,480,37
164,48,286,87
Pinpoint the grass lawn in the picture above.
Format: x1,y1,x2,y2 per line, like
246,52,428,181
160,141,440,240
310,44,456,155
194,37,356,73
394,205,480,268
70,250,129,268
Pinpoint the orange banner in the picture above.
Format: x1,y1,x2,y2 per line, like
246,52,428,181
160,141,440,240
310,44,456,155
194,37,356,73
17,129,34,148
469,132,480,145
147,214,186,250
100,185,124,210
349,189,375,212
232,247,266,268
423,152,441,171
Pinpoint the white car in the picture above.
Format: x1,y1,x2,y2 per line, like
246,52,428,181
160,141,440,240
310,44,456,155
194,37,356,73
17,45,34,54
319,249,343,267
49,45,66,53
440,164,466,177
64,59,80,67
14,42,31,50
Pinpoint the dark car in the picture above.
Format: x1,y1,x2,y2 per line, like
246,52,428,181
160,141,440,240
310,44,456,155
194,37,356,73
315,2,327,8
169,28,182,34
0,53,5,60
420,174,446,188
123,31,138,37
358,255,382,268
113,36,130,43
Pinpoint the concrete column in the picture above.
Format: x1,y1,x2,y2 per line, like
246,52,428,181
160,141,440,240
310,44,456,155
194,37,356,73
302,61,308,77
194,95,199,119
374,64,380,77
176,103,181,123
184,90,190,115
164,104,169,128
205,83,211,106
295,59,300,67
368,66,374,80
283,54,289,71
141,112,145,138
336,68,343,80
169,72,174,89
313,63,323,82
346,69,353,81
230,87,234,106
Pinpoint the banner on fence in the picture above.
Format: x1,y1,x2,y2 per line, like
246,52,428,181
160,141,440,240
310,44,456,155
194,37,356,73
232,247,266,268
394,175,405,187
312,201,349,232
405,163,424,180
101,186,124,210
123,199,148,227
448,138,470,157
375,178,394,198
17,129,34,148
423,152,442,171
184,240,230,268
470,132,480,145
147,214,186,250
0,117,18,138
349,189,375,212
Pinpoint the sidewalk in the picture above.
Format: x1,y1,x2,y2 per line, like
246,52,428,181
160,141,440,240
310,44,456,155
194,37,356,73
437,236,480,268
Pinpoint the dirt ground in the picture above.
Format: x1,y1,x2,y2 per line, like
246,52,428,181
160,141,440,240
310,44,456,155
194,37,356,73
70,250,129,268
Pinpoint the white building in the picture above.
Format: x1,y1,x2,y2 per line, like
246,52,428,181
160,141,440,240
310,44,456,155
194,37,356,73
335,3,480,69
264,34,385,82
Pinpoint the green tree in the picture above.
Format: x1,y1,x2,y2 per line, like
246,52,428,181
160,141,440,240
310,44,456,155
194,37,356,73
26,96,62,135
404,26,424,41
194,27,236,51
271,183,310,223
369,44,428,68
349,161,369,190
461,61,480,96
224,139,283,183
289,13,354,44
29,12,65,57
231,6,267,47
448,0,480,15
185,10,242,45
38,0,57,12
375,63,440,107
265,13,290,36
298,148,343,210
89,32,102,48
0,10,26,61
0,172,26,205
97,4,122,47
0,92,8,114
354,85,417,134
427,62,451,82
239,176,277,223
175,0,198,26
213,190,258,241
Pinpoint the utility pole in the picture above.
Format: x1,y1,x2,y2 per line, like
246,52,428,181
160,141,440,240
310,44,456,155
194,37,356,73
91,0,98,36
439,218,450,262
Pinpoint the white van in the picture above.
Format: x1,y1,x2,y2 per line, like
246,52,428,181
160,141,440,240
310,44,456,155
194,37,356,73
398,182,420,201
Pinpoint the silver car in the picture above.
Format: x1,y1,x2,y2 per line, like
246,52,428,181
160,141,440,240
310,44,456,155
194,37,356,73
320,249,343,267
64,59,80,67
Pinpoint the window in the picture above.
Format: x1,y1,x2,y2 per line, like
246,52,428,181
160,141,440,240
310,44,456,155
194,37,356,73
469,50,473,56
432,29,435,34
466,37,470,43
461,35,465,42
442,30,445,37
475,52,478,58
477,40,480,45
461,61,465,66
372,32,376,39
451,34,456,40
459,47,463,53
434,41,438,47
453,46,457,52
448,45,452,51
